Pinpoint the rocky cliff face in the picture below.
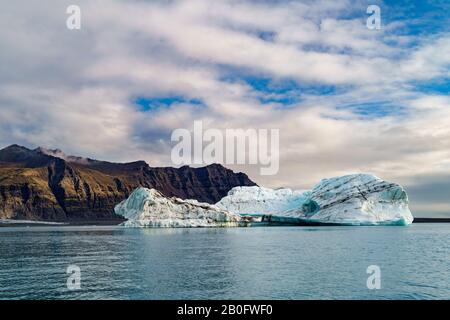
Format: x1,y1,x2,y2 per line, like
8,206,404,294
0,145,256,222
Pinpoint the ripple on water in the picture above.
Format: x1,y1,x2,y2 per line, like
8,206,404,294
0,224,449,300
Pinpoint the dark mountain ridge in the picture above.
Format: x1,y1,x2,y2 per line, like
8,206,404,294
0,145,257,222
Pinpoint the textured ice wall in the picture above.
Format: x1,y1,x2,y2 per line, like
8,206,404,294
216,186,308,216
218,174,414,226
115,188,248,228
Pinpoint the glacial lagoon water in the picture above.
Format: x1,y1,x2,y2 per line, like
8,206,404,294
0,224,449,300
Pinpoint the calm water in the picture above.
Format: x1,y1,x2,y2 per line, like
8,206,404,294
0,224,448,300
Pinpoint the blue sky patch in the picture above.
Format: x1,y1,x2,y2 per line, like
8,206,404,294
411,79,450,95
336,101,407,118
134,96,203,111
220,69,339,106
382,0,450,37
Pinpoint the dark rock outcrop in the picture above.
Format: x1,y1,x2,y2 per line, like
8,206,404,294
0,145,257,222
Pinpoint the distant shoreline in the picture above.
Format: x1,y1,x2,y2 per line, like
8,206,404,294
1,217,449,227
412,218,450,223
0,219,123,227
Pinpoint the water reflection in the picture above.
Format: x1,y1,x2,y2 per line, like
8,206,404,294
0,225,449,299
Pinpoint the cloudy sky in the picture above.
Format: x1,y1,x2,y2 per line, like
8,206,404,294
0,0,449,217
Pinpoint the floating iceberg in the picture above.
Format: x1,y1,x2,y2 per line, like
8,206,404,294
115,187,249,228
117,174,413,227
217,174,413,226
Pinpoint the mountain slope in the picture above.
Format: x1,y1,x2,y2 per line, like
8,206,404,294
0,145,257,222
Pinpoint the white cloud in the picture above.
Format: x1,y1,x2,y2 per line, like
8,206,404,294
0,0,449,216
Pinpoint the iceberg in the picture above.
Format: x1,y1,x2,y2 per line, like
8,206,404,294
117,174,413,227
217,174,414,226
115,187,249,228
